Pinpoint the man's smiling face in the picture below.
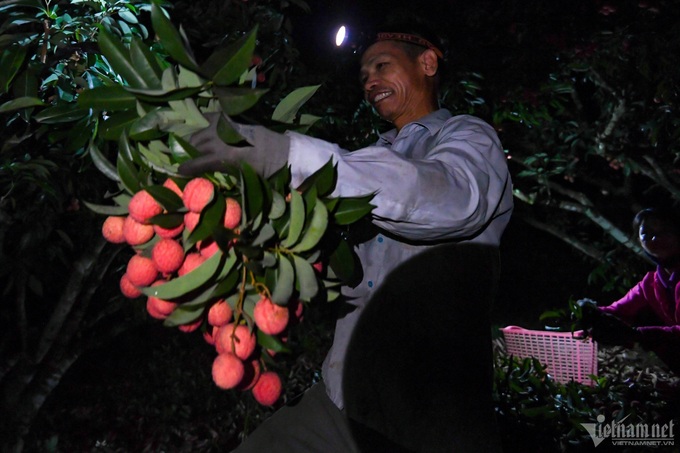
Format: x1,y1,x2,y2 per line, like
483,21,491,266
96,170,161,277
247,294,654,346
360,40,434,130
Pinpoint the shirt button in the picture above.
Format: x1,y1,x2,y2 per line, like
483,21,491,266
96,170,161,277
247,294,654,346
377,236,384,243
368,280,374,288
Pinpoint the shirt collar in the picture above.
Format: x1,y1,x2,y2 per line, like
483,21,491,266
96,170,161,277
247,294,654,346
657,265,680,289
377,109,452,145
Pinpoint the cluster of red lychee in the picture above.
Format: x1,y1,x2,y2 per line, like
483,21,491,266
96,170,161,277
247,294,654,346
204,296,303,405
101,176,299,406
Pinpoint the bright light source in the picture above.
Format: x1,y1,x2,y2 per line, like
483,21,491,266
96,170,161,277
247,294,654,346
335,26,347,47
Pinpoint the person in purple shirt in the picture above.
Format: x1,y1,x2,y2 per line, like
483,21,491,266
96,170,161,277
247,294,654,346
181,17,513,453
580,207,680,374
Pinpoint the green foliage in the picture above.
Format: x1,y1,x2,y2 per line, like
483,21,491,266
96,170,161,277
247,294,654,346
493,348,677,452
70,1,374,408
0,0,315,450
483,1,680,290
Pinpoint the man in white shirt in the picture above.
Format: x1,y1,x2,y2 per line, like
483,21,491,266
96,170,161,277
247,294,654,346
182,20,513,453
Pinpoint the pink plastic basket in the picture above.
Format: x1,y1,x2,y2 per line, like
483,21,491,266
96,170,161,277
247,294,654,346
500,326,598,386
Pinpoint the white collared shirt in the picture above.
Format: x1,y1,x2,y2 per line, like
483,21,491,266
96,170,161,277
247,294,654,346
286,109,514,408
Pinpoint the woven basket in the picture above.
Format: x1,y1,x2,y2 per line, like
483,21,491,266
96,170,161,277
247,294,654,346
500,326,598,386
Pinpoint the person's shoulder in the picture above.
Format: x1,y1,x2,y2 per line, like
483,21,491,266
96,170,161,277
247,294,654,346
444,113,494,130
438,113,499,142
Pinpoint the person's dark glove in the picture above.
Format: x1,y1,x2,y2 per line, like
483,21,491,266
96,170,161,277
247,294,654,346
575,298,600,326
178,112,290,178
574,298,641,345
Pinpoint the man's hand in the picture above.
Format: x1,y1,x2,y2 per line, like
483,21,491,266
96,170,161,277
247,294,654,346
179,112,290,178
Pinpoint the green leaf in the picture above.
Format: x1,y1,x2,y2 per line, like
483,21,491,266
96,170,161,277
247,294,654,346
97,26,148,88
116,134,141,194
291,201,328,253
241,163,264,224
168,133,200,161
252,222,275,246
100,110,140,141
215,86,268,115
128,109,165,140
272,85,321,124
332,195,375,225
201,26,258,86
129,36,163,89
210,266,240,298
281,189,304,248
149,212,184,228
34,104,89,124
145,185,184,211
0,45,26,93
11,68,38,100
163,283,221,327
77,85,136,110
187,191,224,247
141,250,224,300
269,191,286,220
82,200,128,216
216,112,244,144
269,254,295,304
0,96,44,112
118,9,139,24
256,330,291,353
88,141,120,182
125,85,206,103
292,254,319,301
296,158,336,196
150,3,198,71
328,237,357,283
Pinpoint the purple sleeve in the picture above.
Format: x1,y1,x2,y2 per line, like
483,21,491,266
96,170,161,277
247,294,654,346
599,272,656,324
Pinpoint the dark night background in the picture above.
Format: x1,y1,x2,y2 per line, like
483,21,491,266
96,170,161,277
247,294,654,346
6,0,676,451
286,0,609,327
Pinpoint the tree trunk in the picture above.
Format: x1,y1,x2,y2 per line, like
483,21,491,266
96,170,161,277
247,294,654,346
0,237,131,452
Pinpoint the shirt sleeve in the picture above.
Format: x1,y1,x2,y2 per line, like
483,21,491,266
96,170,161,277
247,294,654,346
285,116,512,242
599,272,656,324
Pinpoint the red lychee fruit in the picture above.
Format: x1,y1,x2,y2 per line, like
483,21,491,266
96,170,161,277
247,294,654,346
224,197,242,229
178,252,206,276
203,326,218,345
119,273,142,298
236,359,261,391
102,216,126,244
215,323,257,360
252,371,282,406
151,238,185,274
178,318,202,333
128,189,163,224
212,353,245,390
184,211,200,232
146,282,177,319
253,296,289,336
208,300,233,327
289,299,305,325
122,216,155,245
153,221,184,239
198,238,220,258
163,178,183,198
126,255,158,287
183,177,214,213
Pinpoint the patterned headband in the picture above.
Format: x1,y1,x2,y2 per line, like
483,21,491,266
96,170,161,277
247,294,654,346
375,32,444,59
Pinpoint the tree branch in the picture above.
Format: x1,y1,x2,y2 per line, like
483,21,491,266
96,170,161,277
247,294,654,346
638,155,680,201
34,237,107,364
520,215,606,262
